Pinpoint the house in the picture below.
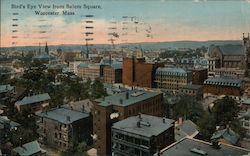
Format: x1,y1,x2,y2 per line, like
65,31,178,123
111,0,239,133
12,140,46,156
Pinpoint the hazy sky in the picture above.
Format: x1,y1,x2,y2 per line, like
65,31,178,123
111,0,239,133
1,0,250,47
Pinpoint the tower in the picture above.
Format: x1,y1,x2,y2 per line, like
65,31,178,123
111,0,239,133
45,42,49,55
244,33,250,77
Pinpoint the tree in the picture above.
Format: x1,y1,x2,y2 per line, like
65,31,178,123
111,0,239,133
90,79,107,99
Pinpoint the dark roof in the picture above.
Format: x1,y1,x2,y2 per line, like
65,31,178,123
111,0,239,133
94,90,162,107
181,84,203,90
208,44,244,56
13,140,46,156
0,84,14,94
211,128,239,145
112,114,174,138
156,67,191,76
15,93,50,106
159,137,249,156
204,76,242,87
36,108,89,124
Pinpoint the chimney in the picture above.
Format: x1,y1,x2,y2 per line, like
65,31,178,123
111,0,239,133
163,118,165,123
119,99,123,104
138,112,142,119
137,121,141,128
66,116,70,122
226,124,230,133
211,140,220,149
178,117,183,125
125,92,129,99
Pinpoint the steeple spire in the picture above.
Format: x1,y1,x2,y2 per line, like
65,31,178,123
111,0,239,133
45,42,49,55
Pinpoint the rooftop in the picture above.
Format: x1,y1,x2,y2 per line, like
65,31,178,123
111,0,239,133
36,107,89,124
211,128,240,145
94,90,162,107
113,114,174,138
208,44,244,56
159,137,249,156
156,67,191,76
181,84,203,90
61,99,93,113
0,116,20,130
0,84,14,94
175,120,199,141
204,76,242,87
13,140,46,156
15,93,51,106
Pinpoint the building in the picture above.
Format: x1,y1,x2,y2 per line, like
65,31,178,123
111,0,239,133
154,67,192,92
77,63,100,80
192,68,208,85
157,137,250,156
15,93,50,113
12,140,46,156
211,128,240,145
207,33,250,77
93,90,164,156
103,64,122,83
203,77,243,97
175,119,199,141
123,57,163,88
179,84,203,100
36,107,92,151
239,111,250,142
0,84,14,97
111,114,175,156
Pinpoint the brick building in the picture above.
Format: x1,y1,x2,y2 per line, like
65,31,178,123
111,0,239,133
36,107,92,151
179,84,203,100
123,57,162,88
77,63,100,80
154,67,192,92
15,93,50,113
103,64,122,84
203,77,243,97
111,114,175,156
93,90,164,156
192,68,208,85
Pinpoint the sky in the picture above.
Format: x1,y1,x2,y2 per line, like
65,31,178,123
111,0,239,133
1,0,250,47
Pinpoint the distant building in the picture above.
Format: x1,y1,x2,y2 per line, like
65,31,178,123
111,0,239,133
12,140,46,156
179,84,203,100
0,84,14,97
36,107,92,151
154,67,192,92
93,90,164,156
157,137,250,156
192,68,208,85
239,111,250,141
112,114,175,156
203,77,243,97
242,98,250,111
123,57,163,88
103,64,123,84
15,93,50,113
77,63,100,80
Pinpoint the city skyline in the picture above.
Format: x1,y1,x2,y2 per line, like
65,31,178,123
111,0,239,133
1,0,250,47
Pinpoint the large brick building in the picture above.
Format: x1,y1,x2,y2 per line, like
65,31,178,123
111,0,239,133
93,90,164,156
192,68,208,85
77,63,100,80
154,67,192,92
203,76,243,97
36,107,92,151
111,114,175,156
103,64,122,84
123,57,162,88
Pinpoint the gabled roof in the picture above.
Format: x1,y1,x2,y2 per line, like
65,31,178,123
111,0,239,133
204,76,242,87
208,44,244,56
13,140,46,156
0,84,14,94
15,93,50,106
0,116,20,130
211,128,240,145
177,120,199,136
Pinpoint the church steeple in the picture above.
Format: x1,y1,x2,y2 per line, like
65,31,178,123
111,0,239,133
38,42,41,55
45,42,49,55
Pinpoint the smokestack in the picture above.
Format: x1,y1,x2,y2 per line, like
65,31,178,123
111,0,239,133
66,116,70,122
163,118,165,123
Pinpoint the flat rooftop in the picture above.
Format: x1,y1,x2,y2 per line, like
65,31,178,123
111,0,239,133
112,114,174,138
94,90,162,107
36,107,89,124
159,137,249,156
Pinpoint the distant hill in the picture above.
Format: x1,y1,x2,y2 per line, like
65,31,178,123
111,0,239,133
0,40,242,52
